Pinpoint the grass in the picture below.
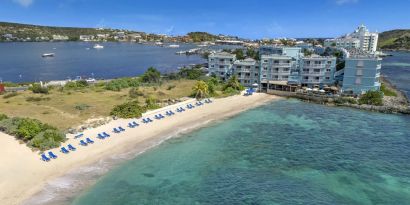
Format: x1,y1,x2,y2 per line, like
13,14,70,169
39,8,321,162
381,83,398,97
0,79,197,130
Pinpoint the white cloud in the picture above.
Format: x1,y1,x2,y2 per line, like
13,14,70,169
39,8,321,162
335,0,358,5
13,0,34,7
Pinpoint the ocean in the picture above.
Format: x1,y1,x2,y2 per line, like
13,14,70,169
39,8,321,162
0,42,207,83
68,100,410,205
381,51,410,99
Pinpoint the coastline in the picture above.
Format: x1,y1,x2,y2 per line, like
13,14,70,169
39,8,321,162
0,93,280,205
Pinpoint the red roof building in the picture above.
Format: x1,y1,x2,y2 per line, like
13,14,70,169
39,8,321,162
0,84,5,93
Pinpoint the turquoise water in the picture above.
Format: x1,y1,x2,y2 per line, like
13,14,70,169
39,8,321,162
71,100,410,205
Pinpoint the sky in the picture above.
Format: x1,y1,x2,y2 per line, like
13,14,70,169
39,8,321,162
1,0,410,39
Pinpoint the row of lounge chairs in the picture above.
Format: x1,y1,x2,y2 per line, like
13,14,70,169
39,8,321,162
43,99,214,162
113,126,125,133
128,121,139,128
154,114,165,120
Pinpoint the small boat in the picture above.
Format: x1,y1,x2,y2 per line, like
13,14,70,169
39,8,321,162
42,53,55,57
168,44,180,48
155,42,163,46
93,44,104,49
197,44,208,47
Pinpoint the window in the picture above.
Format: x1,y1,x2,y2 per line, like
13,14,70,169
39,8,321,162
264,60,268,63
274,75,278,79
236,66,242,69
325,77,330,80
304,76,309,80
255,73,258,76
283,68,289,72
263,75,267,78
283,76,288,79
210,59,214,61
219,66,224,69
274,60,279,64
315,77,320,80
327,61,331,64
355,77,362,84
275,68,279,71
286,60,290,64
246,66,251,69
263,67,268,71
220,72,224,75
314,69,320,73
210,65,214,68
326,69,331,72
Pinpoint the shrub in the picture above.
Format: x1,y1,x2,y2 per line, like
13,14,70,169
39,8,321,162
223,75,244,92
358,90,383,106
106,78,139,91
145,96,160,109
30,84,49,94
64,80,89,90
26,96,51,102
110,101,147,118
223,87,240,95
334,97,357,105
28,130,66,151
129,87,143,98
2,92,19,99
380,84,397,97
167,85,176,90
74,103,91,111
141,67,161,84
0,113,8,121
178,67,203,80
0,117,65,151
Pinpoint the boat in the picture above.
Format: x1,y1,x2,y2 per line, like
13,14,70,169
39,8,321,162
93,44,104,49
42,53,55,57
176,51,186,55
197,44,208,47
168,44,180,48
155,42,163,46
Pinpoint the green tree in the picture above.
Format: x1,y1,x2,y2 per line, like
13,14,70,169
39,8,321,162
110,101,147,118
192,80,209,99
358,90,383,106
141,67,161,84
223,75,244,92
233,49,245,60
30,84,49,94
178,67,203,80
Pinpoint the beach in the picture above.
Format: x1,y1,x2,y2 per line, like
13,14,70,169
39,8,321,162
0,93,280,205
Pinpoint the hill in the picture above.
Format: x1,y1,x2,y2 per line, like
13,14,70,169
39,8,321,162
378,29,410,50
187,32,218,42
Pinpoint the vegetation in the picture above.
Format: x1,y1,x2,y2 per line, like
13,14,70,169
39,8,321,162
141,67,161,84
2,92,19,99
380,83,398,97
192,81,209,99
0,115,66,151
223,75,245,93
110,101,147,118
187,32,218,42
30,84,49,94
233,49,245,60
246,48,259,60
178,66,204,80
379,29,410,50
64,80,89,90
358,90,384,106
145,96,161,109
334,97,357,105
105,77,139,91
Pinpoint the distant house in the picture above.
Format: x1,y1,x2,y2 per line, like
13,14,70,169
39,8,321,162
2,34,13,39
79,35,94,41
0,84,5,93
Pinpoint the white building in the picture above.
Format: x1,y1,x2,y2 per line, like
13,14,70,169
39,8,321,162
208,52,236,80
233,58,259,87
300,55,337,85
324,25,378,53
260,54,293,82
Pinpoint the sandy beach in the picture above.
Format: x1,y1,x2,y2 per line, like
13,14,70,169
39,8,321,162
0,93,280,205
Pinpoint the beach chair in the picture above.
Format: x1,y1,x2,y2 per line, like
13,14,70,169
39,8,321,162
132,121,139,127
113,128,121,133
103,132,110,137
41,153,50,162
80,140,88,146
180,107,185,111
128,122,135,128
68,144,76,151
147,118,153,122
159,114,165,118
166,111,172,116
142,118,148,123
98,133,105,139
154,115,161,120
176,108,181,112
195,102,201,106
48,151,58,159
86,138,94,144
187,104,192,109
61,147,69,154
119,126,125,131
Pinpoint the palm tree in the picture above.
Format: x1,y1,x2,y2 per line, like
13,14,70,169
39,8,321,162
192,80,209,99
225,75,242,91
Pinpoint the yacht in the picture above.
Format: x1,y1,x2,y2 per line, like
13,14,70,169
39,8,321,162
42,53,55,57
168,44,180,48
93,44,104,49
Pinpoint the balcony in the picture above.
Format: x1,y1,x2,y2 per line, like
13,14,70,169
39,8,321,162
273,63,291,67
303,64,326,68
301,72,324,76
301,79,322,84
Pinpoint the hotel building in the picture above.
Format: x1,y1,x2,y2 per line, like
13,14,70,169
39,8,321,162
232,58,259,87
324,25,378,53
208,52,236,80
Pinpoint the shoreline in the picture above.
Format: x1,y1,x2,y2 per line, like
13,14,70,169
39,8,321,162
0,93,280,205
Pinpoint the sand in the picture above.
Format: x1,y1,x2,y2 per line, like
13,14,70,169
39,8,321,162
0,93,280,205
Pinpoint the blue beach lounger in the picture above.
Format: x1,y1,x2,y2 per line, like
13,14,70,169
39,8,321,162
86,138,94,144
98,133,105,139
68,144,76,151
142,118,148,123
80,140,88,146
113,128,121,133
176,108,182,112
147,118,153,122
103,132,110,137
61,147,69,154
155,115,161,120
128,122,135,128
48,151,58,159
119,126,125,131
132,121,139,126
41,153,50,162
166,111,172,116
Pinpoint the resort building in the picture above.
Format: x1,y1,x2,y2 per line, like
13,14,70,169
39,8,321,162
300,55,337,86
260,54,293,83
259,46,302,60
324,24,378,53
342,53,382,94
208,52,236,80
232,58,259,87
